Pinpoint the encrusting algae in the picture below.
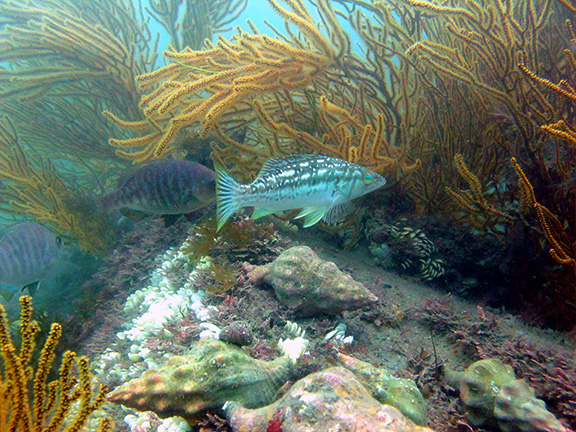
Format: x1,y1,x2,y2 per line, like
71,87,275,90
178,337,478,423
0,296,110,432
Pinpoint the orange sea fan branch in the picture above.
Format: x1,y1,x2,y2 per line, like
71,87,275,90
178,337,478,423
397,0,479,23
512,158,574,266
108,132,159,149
511,157,536,207
1,296,110,432
265,0,335,60
102,110,151,132
535,203,575,265
0,118,114,253
541,122,576,146
518,63,576,103
157,68,243,114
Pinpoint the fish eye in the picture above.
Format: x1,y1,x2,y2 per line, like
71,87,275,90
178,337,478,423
209,180,216,190
362,173,374,184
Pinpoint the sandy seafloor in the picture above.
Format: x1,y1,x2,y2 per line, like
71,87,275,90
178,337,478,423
57,216,575,432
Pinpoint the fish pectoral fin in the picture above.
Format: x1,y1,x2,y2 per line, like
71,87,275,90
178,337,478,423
119,208,148,221
251,207,277,220
162,214,183,227
295,207,329,228
22,281,40,296
322,201,356,225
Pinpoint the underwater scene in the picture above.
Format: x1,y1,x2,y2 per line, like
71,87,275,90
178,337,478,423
0,0,574,431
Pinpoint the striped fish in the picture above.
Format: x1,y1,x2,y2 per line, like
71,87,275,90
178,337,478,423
0,222,62,300
215,154,386,231
98,159,216,215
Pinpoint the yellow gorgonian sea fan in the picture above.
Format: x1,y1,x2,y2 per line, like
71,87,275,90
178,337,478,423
106,0,349,163
0,296,112,432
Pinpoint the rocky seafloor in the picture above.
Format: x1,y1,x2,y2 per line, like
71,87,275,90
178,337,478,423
66,216,575,432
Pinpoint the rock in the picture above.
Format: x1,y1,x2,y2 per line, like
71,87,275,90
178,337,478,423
247,245,378,316
225,367,434,432
445,358,566,432
219,321,253,346
337,352,427,425
108,338,293,423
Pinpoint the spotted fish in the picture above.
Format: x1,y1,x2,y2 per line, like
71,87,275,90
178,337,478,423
98,159,216,216
215,154,386,231
0,221,62,300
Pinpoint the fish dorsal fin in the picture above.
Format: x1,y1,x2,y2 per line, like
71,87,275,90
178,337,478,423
322,201,356,225
258,154,321,177
0,222,25,248
257,157,284,177
0,222,32,249
23,280,40,296
114,160,168,189
295,207,329,228
115,165,147,188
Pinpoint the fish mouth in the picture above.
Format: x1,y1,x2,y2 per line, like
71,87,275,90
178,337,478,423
367,178,387,193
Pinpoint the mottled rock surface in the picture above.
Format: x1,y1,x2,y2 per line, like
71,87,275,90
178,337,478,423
445,358,566,432
337,352,427,425
246,245,378,316
219,321,253,346
225,367,435,432
108,338,292,423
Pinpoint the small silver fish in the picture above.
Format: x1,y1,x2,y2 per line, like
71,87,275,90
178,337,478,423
215,154,386,231
0,221,62,300
98,159,216,215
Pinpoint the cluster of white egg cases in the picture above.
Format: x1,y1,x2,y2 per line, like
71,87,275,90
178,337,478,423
92,241,220,432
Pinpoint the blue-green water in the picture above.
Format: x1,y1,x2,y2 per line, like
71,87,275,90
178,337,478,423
0,1,574,431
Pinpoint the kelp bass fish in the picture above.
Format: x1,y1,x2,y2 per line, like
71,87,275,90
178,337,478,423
98,159,216,215
215,154,386,231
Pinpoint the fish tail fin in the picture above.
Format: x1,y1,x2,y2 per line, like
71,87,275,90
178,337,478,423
215,163,243,231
